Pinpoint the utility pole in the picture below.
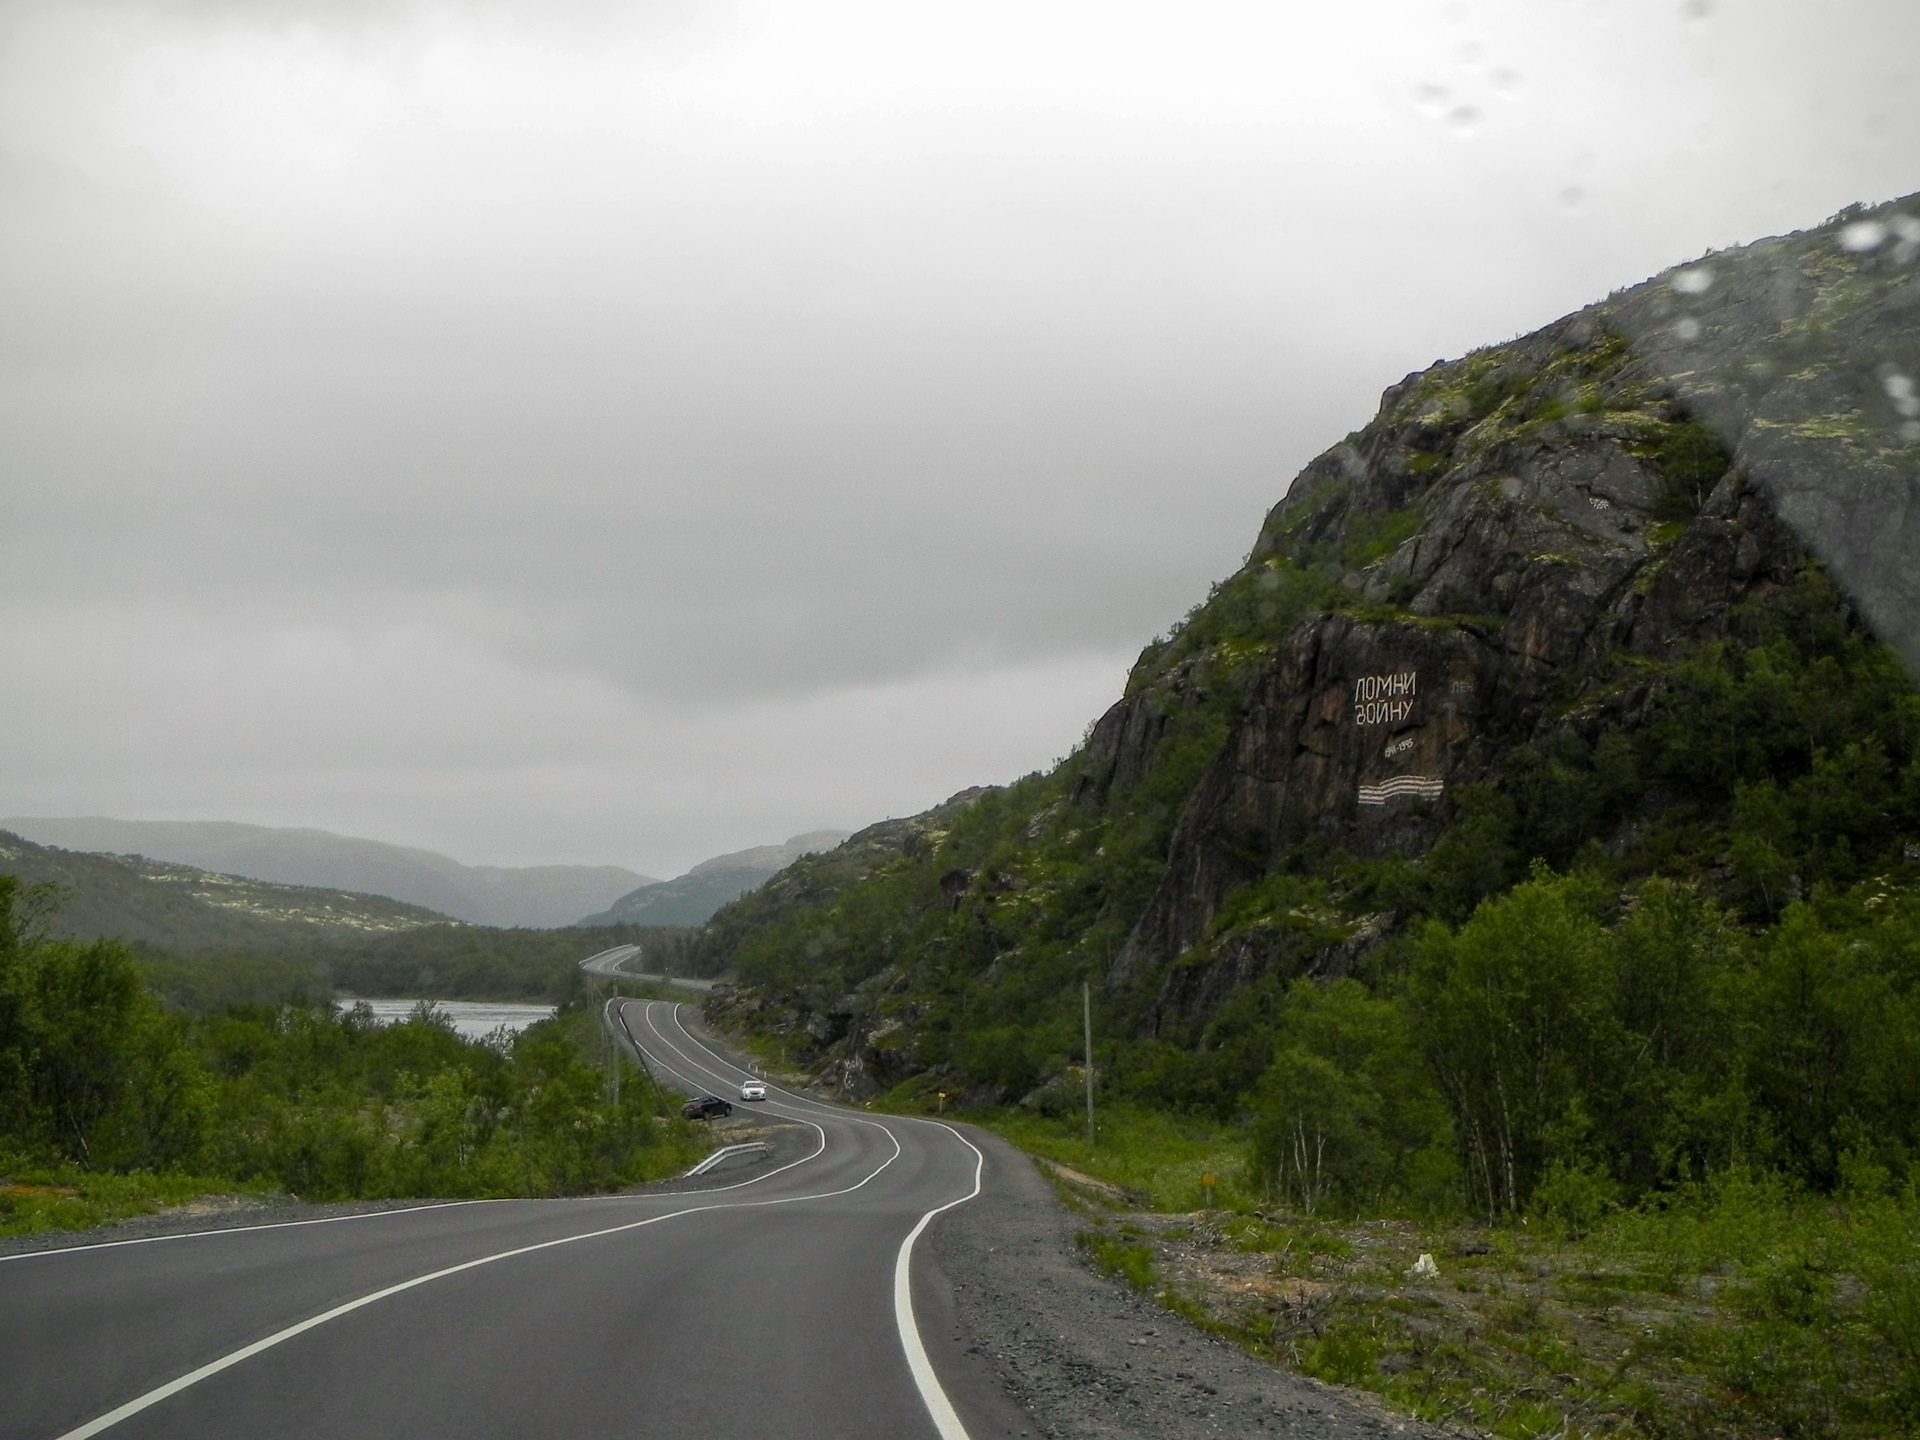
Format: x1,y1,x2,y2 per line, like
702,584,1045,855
602,989,620,1108
609,1015,621,1108
1083,980,1095,1146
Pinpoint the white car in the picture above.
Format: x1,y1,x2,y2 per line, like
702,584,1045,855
739,1080,768,1101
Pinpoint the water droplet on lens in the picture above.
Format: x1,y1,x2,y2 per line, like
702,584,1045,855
1414,83,1450,117
1559,186,1587,211
1884,214,1920,265
1902,420,1920,445
1672,265,1715,295
1448,105,1481,137
1674,317,1702,343
1841,219,1889,253
1491,67,1521,94
1681,0,1712,19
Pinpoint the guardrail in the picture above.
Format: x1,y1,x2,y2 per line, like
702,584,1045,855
686,1142,771,1177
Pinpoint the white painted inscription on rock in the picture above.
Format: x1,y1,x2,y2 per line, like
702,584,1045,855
1359,775,1446,806
1353,671,1417,726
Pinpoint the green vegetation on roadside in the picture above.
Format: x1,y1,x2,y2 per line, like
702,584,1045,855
969,1103,1244,1212
0,1167,264,1237
0,878,705,1237
957,1103,1920,1440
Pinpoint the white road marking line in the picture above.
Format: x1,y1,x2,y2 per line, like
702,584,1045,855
648,1002,984,1440
52,1125,903,1440
0,1200,507,1268
893,1125,986,1440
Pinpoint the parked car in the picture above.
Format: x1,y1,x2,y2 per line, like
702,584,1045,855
681,1095,733,1120
739,1080,768,1101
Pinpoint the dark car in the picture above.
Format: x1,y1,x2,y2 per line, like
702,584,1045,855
681,1095,733,1120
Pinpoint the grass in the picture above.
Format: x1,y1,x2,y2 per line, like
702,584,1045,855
960,1102,1247,1212
1082,1186,1920,1440
902,1099,1920,1440
1076,1227,1159,1292
0,1162,270,1239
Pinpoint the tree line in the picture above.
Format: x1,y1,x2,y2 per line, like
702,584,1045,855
0,877,698,1207
1242,866,1920,1224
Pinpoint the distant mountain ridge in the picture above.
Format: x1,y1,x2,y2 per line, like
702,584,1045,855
1,817,654,929
0,829,451,952
577,830,851,927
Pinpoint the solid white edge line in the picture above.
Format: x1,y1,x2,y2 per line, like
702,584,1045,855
0,1199,508,1268
52,1113,900,1440
892,1124,986,1440
650,1002,985,1440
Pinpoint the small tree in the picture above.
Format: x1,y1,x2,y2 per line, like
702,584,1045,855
1413,865,1620,1218
1248,978,1451,1215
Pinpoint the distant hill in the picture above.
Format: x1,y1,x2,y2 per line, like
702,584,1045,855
0,829,452,952
577,830,851,927
1,817,654,929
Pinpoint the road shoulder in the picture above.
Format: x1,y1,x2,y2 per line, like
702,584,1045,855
928,1125,1444,1440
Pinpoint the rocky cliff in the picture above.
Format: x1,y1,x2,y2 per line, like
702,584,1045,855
697,194,1920,1105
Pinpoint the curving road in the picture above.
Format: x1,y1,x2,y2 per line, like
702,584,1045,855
0,1002,1026,1440
579,942,718,992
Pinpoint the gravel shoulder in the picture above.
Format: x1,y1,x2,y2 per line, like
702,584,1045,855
928,1125,1443,1440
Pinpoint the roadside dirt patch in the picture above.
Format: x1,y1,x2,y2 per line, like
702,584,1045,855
931,1129,1447,1440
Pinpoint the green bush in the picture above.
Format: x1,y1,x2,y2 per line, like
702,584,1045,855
0,879,704,1226
1076,1227,1158,1292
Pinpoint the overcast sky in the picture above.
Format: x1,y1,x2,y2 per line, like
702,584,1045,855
2,0,1915,877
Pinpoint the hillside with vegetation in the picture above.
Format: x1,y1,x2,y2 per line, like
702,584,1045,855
133,922,696,1013
1,816,653,929
0,877,702,1235
0,829,454,951
576,830,851,928
0,828,691,1009
693,196,1920,1437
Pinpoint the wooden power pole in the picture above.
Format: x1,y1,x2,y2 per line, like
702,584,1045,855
1083,980,1095,1145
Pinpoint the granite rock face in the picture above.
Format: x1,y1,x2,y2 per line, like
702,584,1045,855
1113,441,1812,1029
1100,196,1920,1031
700,192,1920,1087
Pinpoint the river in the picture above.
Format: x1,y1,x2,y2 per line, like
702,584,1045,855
331,998,557,1041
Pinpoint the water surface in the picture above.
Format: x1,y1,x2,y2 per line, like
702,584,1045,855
332,998,557,1041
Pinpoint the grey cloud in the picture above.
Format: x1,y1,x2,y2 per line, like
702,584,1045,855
5,0,1920,869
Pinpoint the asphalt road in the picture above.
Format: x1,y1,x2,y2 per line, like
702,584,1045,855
579,942,719,992
0,1001,1025,1440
